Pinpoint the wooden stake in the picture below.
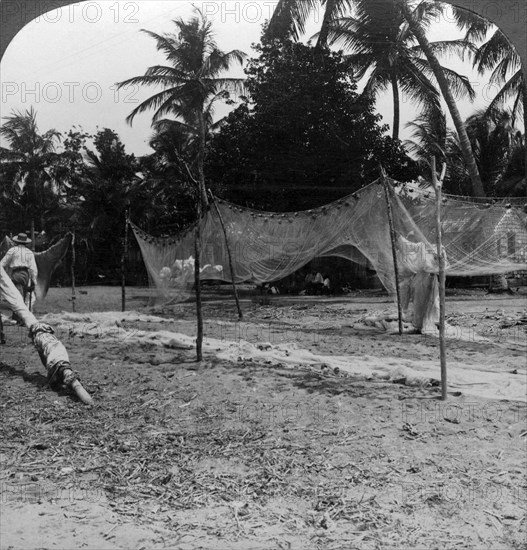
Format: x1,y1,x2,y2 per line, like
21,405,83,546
209,191,243,319
0,304,5,344
121,208,130,312
71,232,76,313
381,168,403,335
194,212,203,361
431,156,448,400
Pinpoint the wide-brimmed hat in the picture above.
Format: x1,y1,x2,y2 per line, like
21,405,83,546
12,233,31,244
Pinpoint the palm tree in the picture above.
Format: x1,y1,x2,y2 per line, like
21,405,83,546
446,108,523,196
266,0,354,49
474,31,524,127
398,0,486,197
266,0,486,196
117,9,246,360
472,28,525,188
116,9,246,207
327,0,475,140
0,107,62,242
404,106,448,175
266,0,318,43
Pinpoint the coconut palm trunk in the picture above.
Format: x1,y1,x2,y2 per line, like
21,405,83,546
316,0,339,49
197,110,209,208
391,70,400,140
400,1,485,197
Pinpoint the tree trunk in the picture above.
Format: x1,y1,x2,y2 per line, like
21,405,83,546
316,0,338,49
30,218,35,251
197,111,209,209
391,70,400,140
400,0,486,198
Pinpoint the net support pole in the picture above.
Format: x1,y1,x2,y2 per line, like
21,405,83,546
209,191,243,319
381,169,403,335
0,303,5,344
431,157,448,400
121,208,130,313
194,208,204,361
71,231,76,313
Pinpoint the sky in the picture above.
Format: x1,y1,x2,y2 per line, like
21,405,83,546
0,0,513,157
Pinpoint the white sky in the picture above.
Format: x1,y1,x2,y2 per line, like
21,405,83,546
0,0,512,157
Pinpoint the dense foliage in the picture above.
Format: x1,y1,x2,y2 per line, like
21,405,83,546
208,40,419,210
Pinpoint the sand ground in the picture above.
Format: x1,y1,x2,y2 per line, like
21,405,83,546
1,286,526,549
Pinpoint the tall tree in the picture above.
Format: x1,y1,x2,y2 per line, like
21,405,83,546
265,0,487,196
327,0,475,140
404,106,448,176
67,129,143,283
266,0,353,49
117,9,246,360
0,107,62,242
208,40,419,210
117,9,246,207
472,28,526,190
266,0,319,43
398,0,486,197
445,108,524,196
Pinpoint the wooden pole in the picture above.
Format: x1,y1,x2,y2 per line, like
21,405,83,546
70,232,76,313
381,169,403,335
121,208,130,313
431,157,448,400
208,191,243,319
194,211,204,361
0,303,5,344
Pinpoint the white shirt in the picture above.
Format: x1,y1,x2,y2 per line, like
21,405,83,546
0,244,38,286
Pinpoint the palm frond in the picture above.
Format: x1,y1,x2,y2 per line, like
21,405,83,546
203,49,246,77
473,30,518,74
487,70,523,114
489,57,522,86
450,5,493,42
411,39,477,63
139,29,187,66
124,87,185,125
266,0,319,42
396,57,442,108
342,52,378,80
412,57,476,101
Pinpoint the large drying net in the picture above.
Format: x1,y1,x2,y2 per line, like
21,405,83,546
132,180,439,305
0,234,72,300
133,178,527,308
398,187,527,276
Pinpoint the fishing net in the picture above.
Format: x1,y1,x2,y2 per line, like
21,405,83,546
132,177,526,330
131,180,436,304
0,233,72,300
398,186,527,276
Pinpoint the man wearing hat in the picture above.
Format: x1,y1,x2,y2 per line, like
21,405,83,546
0,233,38,314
